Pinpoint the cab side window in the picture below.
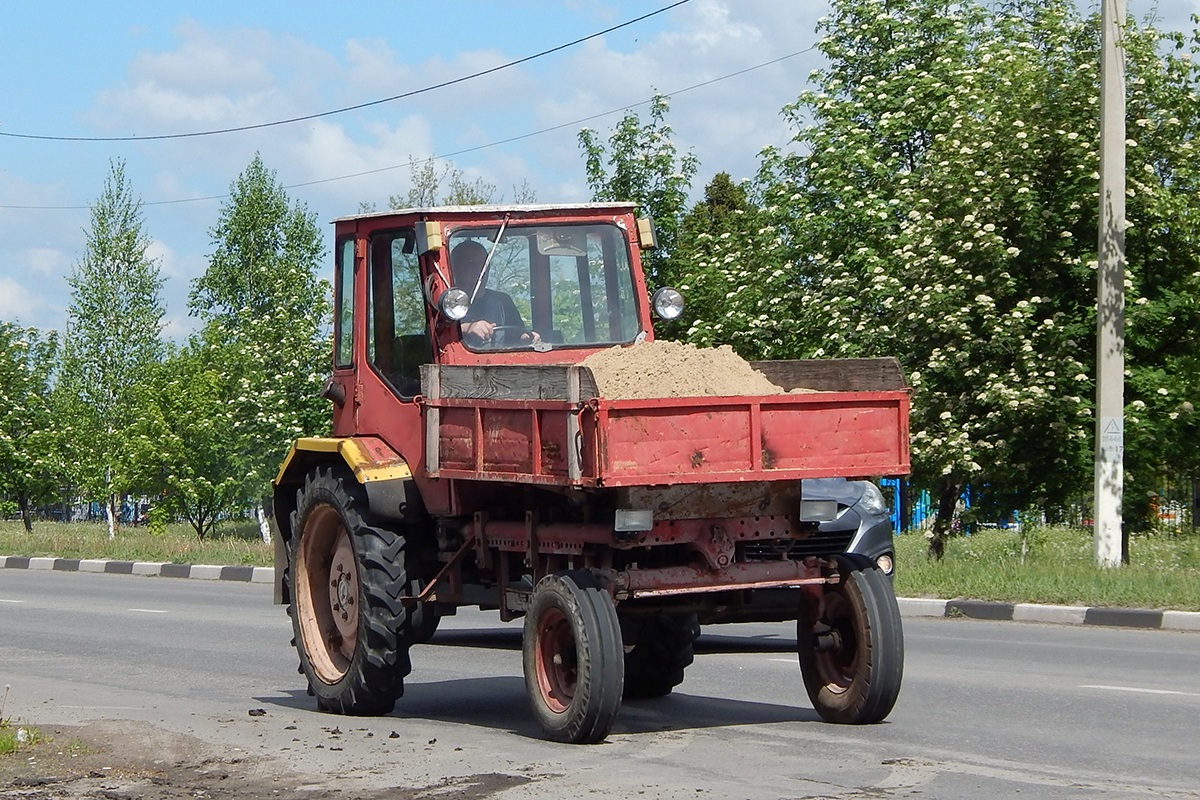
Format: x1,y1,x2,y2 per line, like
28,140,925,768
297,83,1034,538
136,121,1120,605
333,237,355,369
366,229,430,397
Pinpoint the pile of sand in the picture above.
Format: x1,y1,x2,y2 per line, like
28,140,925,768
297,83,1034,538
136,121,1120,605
581,340,785,399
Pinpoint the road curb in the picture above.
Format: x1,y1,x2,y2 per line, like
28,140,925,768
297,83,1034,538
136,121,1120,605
892,596,1200,632
3,555,1198,631
0,554,274,584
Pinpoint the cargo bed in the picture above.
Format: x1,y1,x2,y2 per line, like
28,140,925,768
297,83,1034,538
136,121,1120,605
421,358,909,487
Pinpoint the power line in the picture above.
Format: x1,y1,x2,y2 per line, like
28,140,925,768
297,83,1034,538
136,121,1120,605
0,45,815,212
0,1,691,143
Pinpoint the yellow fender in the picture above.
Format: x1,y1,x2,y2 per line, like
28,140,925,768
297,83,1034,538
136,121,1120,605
271,436,414,604
275,436,412,487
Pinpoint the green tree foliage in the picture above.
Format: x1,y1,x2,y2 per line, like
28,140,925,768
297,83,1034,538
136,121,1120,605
1117,20,1200,526
56,159,165,538
393,157,498,208
123,346,243,540
0,324,60,531
758,0,1200,551
190,154,331,537
671,173,798,356
579,94,699,287
387,157,536,209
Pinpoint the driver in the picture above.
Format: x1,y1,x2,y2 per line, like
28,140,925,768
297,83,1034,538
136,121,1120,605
451,239,541,346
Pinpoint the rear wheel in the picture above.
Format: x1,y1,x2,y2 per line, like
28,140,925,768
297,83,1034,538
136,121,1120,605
406,579,442,644
289,467,411,715
622,613,700,698
523,570,624,743
797,556,904,724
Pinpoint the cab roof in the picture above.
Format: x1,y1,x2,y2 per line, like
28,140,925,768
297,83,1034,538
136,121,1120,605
332,201,637,224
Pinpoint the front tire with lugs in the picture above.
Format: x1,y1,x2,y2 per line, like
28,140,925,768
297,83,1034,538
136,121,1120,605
523,570,624,743
289,466,411,715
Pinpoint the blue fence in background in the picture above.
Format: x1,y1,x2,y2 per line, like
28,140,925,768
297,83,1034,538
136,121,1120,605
879,479,1026,533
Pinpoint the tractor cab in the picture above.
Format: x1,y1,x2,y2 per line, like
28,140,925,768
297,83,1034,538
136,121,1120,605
323,202,678,440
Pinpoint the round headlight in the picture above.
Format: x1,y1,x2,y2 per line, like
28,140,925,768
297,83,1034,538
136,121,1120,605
652,287,684,320
438,288,471,321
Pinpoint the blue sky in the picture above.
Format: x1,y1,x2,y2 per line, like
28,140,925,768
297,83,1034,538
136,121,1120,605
2,0,1197,338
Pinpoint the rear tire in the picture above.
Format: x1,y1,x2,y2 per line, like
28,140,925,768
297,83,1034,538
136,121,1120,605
622,613,700,698
406,579,442,644
289,467,411,715
797,555,904,724
523,570,624,743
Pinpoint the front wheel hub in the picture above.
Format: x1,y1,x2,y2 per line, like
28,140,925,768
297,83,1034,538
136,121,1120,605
815,629,843,653
329,534,359,640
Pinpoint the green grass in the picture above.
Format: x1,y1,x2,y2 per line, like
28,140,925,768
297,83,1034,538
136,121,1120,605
0,520,273,566
895,525,1200,611
4,519,1200,611
0,687,40,756
0,721,39,756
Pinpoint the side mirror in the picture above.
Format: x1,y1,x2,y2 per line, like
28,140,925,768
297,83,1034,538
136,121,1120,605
416,221,443,255
636,217,658,250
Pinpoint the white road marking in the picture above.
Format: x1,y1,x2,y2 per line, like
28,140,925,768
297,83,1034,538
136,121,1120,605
128,608,169,614
56,705,146,711
1081,684,1198,697
0,599,25,604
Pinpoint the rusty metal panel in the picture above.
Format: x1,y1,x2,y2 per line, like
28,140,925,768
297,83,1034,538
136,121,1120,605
426,386,908,487
758,393,909,475
618,481,803,520
613,559,830,599
601,403,754,478
591,392,909,485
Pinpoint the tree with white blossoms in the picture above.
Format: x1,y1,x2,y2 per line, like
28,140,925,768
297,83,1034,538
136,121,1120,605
758,0,1200,553
57,159,165,539
579,94,699,289
0,324,61,532
1113,18,1200,527
190,154,331,543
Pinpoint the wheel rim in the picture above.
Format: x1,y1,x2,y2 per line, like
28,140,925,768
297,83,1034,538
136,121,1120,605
534,607,577,713
809,592,859,694
296,504,359,684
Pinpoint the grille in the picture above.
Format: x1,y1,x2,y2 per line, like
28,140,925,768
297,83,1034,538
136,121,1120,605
742,530,855,561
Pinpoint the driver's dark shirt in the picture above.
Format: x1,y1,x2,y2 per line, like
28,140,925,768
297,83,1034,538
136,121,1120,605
462,289,526,344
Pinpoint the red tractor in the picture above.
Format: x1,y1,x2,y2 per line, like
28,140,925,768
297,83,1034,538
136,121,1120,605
273,203,909,743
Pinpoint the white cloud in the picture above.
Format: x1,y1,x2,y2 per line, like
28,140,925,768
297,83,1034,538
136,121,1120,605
22,247,69,277
0,277,48,325
90,18,333,134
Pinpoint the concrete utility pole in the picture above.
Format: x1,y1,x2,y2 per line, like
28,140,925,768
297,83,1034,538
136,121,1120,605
1094,0,1126,567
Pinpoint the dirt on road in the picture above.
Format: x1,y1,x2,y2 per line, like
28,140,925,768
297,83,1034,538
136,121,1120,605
1,719,529,800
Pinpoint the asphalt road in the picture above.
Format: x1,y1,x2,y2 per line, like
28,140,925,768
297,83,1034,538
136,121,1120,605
1,569,1197,799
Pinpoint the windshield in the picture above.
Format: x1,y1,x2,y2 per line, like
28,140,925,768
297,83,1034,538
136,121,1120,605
447,222,639,350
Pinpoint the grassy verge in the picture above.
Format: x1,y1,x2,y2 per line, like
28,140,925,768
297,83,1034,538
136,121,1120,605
895,525,1200,611
0,688,41,756
0,520,272,567
4,520,1200,611
0,720,40,756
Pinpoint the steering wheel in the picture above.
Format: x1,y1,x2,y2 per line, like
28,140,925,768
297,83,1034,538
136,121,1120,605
488,325,534,347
